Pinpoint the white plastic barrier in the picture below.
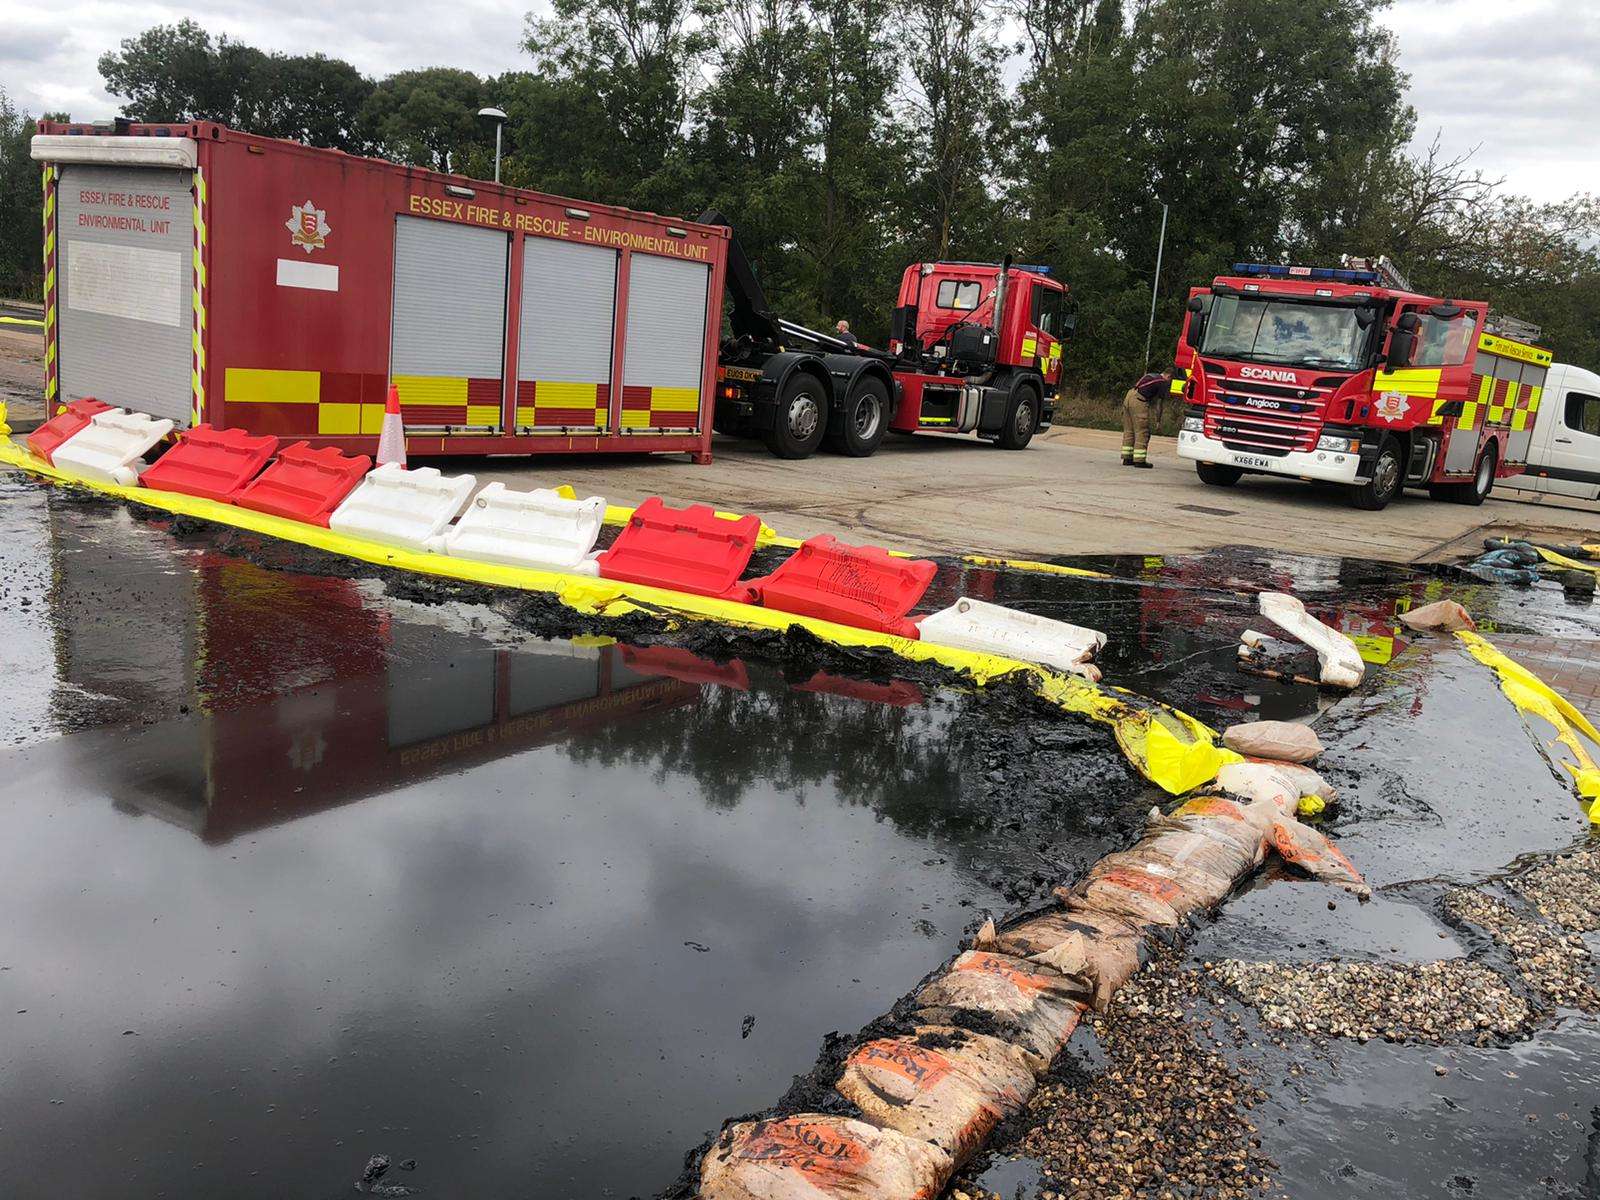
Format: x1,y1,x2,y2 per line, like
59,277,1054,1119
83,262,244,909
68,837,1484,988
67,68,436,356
1257,591,1364,689
51,408,174,486
441,483,604,574
327,463,476,551
918,596,1106,679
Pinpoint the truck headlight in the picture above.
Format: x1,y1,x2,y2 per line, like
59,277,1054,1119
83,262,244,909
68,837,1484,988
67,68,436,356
1181,415,1204,433
1317,434,1360,453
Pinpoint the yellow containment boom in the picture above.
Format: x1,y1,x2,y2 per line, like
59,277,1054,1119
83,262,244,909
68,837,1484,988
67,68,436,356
0,431,1225,794
1456,630,1600,821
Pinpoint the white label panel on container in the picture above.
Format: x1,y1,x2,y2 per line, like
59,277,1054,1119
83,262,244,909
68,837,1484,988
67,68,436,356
276,258,340,291
64,240,183,327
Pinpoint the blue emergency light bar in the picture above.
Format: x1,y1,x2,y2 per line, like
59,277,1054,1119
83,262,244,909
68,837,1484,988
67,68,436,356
1014,264,1051,275
1231,262,1380,284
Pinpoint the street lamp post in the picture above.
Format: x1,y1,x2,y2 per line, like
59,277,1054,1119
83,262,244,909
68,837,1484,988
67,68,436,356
1142,201,1169,372
477,107,508,183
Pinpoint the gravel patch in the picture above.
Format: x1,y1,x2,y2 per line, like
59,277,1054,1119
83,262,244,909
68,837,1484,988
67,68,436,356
1444,888,1600,1012
1203,958,1532,1045
1510,843,1600,934
950,950,1278,1200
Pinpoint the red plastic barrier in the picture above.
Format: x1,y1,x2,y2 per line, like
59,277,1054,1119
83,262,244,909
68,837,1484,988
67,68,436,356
621,644,751,690
797,672,925,707
138,424,279,502
26,398,112,464
746,535,936,638
596,497,761,599
236,442,372,526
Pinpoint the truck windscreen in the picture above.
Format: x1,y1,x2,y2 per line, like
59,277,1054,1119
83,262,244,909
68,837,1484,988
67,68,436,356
1200,295,1368,371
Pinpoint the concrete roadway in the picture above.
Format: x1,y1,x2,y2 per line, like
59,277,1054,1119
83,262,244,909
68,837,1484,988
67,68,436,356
3,300,1593,563
476,426,1600,563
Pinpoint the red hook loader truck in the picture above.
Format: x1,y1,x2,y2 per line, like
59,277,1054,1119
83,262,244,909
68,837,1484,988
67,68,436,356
1173,258,1551,509
704,210,1071,458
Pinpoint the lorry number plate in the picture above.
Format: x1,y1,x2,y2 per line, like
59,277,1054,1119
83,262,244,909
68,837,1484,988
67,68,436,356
1231,454,1270,469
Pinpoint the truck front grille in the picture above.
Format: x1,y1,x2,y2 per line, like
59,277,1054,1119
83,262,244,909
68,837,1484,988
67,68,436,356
1201,374,1335,456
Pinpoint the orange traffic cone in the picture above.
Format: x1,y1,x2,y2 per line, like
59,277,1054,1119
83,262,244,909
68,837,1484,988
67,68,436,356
377,384,406,468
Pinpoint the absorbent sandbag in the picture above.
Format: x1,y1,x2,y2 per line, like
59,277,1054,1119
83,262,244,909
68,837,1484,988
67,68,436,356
911,951,1090,1067
993,907,1148,1010
1216,761,1333,816
1070,855,1191,927
1398,599,1476,633
1147,802,1270,864
834,1026,1035,1163
1258,591,1365,689
700,1115,953,1200
1268,817,1371,899
1222,719,1324,763
1137,827,1260,894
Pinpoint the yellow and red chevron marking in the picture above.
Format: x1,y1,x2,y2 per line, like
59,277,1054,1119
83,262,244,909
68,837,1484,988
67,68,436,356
191,166,208,427
620,385,700,430
1477,373,1544,432
514,380,609,429
390,374,501,428
41,165,58,406
222,368,500,435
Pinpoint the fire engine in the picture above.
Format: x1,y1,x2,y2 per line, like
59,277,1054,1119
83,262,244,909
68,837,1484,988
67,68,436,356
707,211,1070,457
31,122,1066,465
1173,258,1551,510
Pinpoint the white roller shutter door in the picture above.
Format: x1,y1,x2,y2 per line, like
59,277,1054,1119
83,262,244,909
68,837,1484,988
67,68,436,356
621,255,709,430
517,238,617,430
57,165,195,425
390,216,508,430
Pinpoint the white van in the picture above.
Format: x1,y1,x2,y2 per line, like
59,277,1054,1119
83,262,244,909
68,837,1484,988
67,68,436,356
1499,362,1600,502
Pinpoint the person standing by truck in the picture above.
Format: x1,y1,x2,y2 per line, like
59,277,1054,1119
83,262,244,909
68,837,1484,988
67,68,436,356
1122,369,1171,468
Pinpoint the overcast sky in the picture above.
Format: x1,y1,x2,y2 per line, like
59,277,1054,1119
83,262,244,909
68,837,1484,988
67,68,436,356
1,0,1595,203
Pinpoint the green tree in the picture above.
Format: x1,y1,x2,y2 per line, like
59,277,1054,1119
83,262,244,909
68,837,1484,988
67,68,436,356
360,68,488,172
98,21,372,152
0,89,43,299
519,0,713,211
688,0,827,315
897,0,1010,260
1013,0,1416,391
787,0,909,336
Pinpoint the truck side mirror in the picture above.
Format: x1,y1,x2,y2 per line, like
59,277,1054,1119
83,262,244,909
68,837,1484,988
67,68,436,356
1060,313,1077,338
1183,294,1210,348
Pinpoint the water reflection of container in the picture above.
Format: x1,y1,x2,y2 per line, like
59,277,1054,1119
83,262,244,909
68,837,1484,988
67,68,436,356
45,508,704,842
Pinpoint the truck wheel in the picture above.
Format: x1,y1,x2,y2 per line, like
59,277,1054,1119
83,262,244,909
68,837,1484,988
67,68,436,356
1455,444,1498,506
763,372,828,459
1350,436,1402,511
1196,462,1243,487
996,382,1039,450
825,378,888,457
1429,445,1498,505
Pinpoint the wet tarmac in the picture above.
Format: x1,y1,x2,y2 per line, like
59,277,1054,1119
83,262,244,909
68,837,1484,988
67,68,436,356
2,470,1598,1199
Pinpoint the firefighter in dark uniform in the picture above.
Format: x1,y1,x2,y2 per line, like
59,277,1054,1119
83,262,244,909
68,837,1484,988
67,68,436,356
1122,368,1172,468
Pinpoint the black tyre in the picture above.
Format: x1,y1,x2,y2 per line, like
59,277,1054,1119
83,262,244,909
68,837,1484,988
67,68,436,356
824,378,888,457
996,382,1040,450
1196,462,1243,487
762,371,828,459
1457,444,1497,506
1428,444,1498,505
1350,436,1403,510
